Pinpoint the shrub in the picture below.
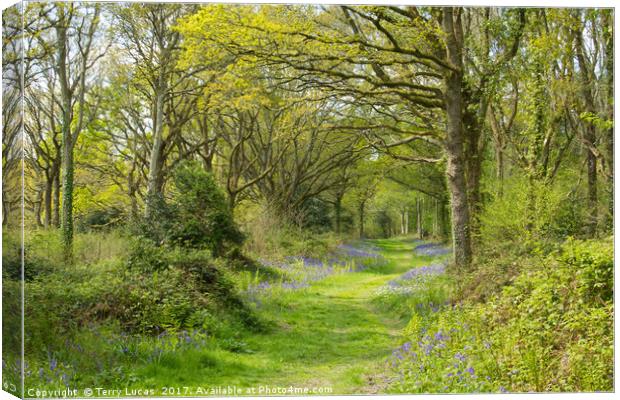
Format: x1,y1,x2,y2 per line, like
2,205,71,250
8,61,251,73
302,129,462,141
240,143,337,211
3,230,63,281
77,207,124,232
479,175,588,253
240,203,341,260
390,237,613,393
138,162,243,256
138,192,175,245
168,161,243,255
559,238,613,304
298,197,332,232
127,237,168,272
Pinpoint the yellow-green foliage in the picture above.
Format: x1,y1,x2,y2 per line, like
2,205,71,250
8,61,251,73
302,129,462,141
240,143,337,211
480,173,588,248
482,237,613,391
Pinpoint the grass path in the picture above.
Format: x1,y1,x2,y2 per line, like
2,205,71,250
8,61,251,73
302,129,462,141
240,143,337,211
137,238,434,394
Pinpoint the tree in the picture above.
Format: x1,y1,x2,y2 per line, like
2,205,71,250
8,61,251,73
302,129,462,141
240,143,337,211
31,3,106,259
572,10,599,235
324,164,357,234
113,3,198,218
178,5,477,266
23,68,62,228
2,6,24,226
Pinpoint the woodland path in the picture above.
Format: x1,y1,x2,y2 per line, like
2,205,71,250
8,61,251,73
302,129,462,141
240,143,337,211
135,238,434,395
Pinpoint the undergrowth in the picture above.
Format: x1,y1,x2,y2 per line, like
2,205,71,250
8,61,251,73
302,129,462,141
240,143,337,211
381,237,613,393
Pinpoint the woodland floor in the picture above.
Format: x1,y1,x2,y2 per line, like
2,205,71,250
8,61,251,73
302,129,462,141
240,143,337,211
130,238,436,395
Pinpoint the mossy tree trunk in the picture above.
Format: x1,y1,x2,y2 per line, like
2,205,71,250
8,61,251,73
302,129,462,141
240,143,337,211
53,172,60,228
442,7,472,269
574,15,599,236
57,19,75,261
601,10,613,226
52,3,101,261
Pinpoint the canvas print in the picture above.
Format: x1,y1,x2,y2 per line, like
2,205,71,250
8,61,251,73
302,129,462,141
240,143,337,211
1,1,614,398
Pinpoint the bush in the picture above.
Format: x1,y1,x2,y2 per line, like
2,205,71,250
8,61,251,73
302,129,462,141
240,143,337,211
559,238,613,304
3,231,59,281
25,240,262,351
138,192,175,245
239,202,341,260
77,207,124,232
169,161,243,254
479,175,588,253
479,237,613,392
127,237,168,272
390,237,613,393
139,162,243,256
2,278,21,374
298,197,332,232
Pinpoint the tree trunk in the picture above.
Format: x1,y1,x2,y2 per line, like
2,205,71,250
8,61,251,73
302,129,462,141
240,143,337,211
433,199,439,237
488,105,506,197
2,190,7,226
53,171,60,227
335,196,342,234
404,208,409,235
61,134,74,260
129,192,138,222
584,125,598,236
442,7,472,268
601,10,613,225
439,198,448,238
57,20,74,261
228,191,237,211
145,85,166,218
44,178,53,228
203,151,214,173
416,198,422,239
496,144,504,196
34,188,44,228
525,173,537,233
463,95,485,233
575,20,598,236
358,201,365,239
127,172,139,222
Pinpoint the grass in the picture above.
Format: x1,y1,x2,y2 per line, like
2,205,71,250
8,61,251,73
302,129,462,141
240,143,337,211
9,231,612,395
11,236,451,396
125,237,437,394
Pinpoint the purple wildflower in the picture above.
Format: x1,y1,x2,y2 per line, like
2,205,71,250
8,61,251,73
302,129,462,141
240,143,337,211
414,243,451,257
